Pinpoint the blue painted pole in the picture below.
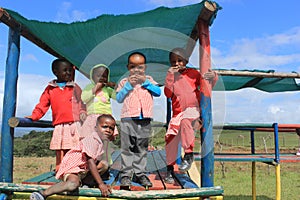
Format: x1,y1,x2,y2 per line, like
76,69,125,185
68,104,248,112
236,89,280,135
250,130,255,154
198,19,214,187
0,28,20,182
273,123,279,163
166,98,172,127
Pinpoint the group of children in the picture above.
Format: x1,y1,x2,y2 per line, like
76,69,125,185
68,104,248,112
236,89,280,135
29,48,218,199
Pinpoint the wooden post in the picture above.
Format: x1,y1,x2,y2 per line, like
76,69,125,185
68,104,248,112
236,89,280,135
8,117,53,128
0,27,20,182
198,1,217,187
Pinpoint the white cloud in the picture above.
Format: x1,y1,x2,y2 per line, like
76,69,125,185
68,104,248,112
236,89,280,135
55,2,88,22
21,54,38,62
211,27,300,71
268,27,300,46
16,74,52,120
268,105,281,115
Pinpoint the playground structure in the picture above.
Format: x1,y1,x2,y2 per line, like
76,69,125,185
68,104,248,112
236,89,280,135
0,0,300,199
0,1,224,199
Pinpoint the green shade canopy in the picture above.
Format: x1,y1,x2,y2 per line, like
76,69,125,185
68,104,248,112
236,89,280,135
1,1,300,92
2,1,221,84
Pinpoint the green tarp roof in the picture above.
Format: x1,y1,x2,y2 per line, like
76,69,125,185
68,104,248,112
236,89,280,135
2,1,221,84
1,1,300,93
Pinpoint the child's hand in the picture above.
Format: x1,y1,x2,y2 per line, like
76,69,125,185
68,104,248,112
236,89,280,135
168,66,185,74
167,66,178,73
136,74,146,84
192,118,203,131
128,74,138,86
203,69,216,81
106,82,116,88
98,183,112,197
25,115,32,119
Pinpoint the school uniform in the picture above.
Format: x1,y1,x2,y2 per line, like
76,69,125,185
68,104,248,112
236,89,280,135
116,76,161,179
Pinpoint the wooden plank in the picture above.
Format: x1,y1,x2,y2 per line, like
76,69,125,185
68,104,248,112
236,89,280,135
8,117,53,128
181,148,200,187
187,161,200,187
172,165,199,189
215,69,300,78
22,171,57,185
0,182,224,199
152,150,182,189
157,150,199,189
146,151,165,190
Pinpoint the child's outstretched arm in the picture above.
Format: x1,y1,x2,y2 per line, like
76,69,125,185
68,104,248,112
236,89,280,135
87,157,111,197
30,87,51,121
142,79,161,97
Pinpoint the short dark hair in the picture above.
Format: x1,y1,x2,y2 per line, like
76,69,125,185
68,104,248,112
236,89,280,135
96,114,116,125
127,52,147,63
169,47,189,63
51,58,72,74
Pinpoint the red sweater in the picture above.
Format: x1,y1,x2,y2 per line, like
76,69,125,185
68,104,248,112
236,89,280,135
31,80,85,126
164,68,218,117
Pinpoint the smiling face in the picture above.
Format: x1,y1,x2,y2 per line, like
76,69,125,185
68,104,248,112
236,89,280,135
96,115,116,141
92,66,109,84
53,60,74,82
127,53,146,76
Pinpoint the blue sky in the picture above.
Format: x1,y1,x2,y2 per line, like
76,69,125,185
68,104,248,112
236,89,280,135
0,0,300,125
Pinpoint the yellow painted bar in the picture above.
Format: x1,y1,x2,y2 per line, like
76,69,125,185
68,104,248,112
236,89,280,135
251,162,256,200
275,164,281,200
209,196,223,200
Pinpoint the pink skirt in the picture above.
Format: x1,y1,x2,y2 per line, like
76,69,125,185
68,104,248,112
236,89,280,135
50,121,81,150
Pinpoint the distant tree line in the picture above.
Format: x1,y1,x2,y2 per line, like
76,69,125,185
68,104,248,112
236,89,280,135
14,130,55,157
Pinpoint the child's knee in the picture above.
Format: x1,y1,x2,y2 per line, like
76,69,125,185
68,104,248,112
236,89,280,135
65,180,80,191
98,160,109,175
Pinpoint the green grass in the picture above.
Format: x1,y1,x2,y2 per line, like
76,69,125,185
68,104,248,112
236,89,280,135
214,162,300,200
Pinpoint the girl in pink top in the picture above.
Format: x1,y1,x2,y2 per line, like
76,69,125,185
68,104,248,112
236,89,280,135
30,114,116,199
27,59,86,173
164,48,218,184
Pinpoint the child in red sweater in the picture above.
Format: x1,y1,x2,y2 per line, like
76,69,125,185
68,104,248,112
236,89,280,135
27,58,86,172
164,48,218,183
